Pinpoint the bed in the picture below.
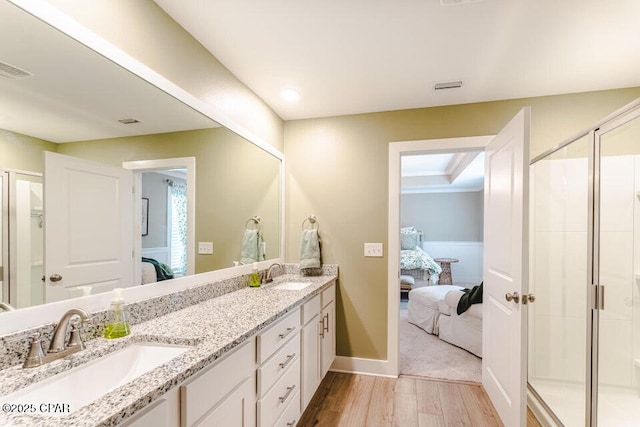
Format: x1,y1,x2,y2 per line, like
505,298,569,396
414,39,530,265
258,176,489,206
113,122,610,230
400,227,441,282
141,257,174,284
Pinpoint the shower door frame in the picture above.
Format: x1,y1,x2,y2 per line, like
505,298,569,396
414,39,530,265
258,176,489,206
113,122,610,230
0,168,44,307
528,97,640,426
591,104,640,426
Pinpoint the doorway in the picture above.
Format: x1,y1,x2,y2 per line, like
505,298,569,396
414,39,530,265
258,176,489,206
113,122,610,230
0,169,43,309
123,157,196,285
398,151,485,382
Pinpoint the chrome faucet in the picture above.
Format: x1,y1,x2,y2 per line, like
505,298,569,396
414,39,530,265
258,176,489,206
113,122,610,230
24,308,90,368
0,302,15,312
263,263,283,284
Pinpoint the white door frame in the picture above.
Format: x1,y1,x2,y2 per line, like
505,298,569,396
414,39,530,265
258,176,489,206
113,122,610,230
123,157,196,285
387,135,493,377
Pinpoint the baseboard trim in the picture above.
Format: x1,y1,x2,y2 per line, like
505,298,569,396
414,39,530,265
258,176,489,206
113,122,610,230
330,356,397,378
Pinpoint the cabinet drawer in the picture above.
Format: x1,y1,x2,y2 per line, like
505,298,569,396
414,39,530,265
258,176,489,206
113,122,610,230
181,340,254,427
257,333,300,397
301,295,320,325
272,390,301,427
257,358,301,427
257,308,300,364
321,284,335,308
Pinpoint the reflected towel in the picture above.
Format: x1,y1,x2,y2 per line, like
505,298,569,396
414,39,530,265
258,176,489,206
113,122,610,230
300,229,321,269
241,229,264,264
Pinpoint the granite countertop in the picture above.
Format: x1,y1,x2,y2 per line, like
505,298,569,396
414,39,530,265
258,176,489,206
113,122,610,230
0,273,337,426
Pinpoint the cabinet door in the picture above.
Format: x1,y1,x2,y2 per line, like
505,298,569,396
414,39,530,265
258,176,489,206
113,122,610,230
320,300,335,378
197,377,254,427
301,313,321,408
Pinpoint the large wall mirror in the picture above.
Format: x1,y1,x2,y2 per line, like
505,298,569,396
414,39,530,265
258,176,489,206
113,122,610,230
0,0,282,310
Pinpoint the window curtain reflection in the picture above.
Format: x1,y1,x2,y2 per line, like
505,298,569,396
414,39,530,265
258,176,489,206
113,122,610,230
169,182,187,275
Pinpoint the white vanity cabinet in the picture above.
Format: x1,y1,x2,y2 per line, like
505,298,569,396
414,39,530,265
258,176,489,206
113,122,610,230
301,284,336,409
120,389,180,427
256,308,301,427
116,282,336,427
180,340,256,427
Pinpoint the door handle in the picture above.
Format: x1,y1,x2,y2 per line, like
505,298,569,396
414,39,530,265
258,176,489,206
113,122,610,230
49,274,63,283
521,293,536,305
505,292,520,304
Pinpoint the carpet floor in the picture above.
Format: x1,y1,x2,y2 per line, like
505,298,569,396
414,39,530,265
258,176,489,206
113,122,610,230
399,304,482,383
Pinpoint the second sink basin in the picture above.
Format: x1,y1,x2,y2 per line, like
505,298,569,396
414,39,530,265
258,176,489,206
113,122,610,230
3,342,190,415
272,281,314,291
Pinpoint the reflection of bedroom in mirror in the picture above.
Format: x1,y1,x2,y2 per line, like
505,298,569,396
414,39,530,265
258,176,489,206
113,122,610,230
399,151,485,382
141,169,188,283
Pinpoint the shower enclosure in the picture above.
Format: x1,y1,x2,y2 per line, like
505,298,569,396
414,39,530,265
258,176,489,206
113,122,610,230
529,99,640,426
0,170,44,310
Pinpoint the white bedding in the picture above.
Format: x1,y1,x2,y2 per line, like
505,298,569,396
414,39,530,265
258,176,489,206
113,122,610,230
438,290,483,357
407,285,463,334
400,246,442,276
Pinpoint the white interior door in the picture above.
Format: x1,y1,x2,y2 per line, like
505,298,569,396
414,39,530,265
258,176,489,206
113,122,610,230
482,108,530,426
44,152,133,302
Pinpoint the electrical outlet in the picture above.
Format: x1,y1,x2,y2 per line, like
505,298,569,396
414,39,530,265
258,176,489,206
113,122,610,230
364,243,383,257
198,242,213,255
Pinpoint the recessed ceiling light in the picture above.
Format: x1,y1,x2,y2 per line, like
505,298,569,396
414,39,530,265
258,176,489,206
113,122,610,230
280,87,301,102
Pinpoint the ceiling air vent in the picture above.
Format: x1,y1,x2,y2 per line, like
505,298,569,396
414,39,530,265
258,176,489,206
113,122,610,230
0,60,33,80
434,81,463,90
118,118,140,124
440,0,483,5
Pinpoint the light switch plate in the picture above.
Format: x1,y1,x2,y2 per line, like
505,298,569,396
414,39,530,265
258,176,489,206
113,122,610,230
198,242,213,254
364,243,383,257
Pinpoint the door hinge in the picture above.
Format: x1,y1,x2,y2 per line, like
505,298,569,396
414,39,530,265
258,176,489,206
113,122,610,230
592,284,605,310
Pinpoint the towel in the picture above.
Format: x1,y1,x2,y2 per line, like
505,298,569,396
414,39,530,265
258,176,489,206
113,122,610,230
241,229,264,264
299,229,321,269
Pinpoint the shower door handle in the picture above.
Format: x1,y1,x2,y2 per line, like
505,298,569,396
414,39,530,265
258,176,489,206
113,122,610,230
505,292,520,304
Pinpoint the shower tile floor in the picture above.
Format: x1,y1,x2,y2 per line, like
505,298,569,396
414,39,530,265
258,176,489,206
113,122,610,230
531,379,640,426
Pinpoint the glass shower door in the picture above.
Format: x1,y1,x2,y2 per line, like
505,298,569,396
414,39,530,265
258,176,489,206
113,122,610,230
529,134,590,426
596,108,640,426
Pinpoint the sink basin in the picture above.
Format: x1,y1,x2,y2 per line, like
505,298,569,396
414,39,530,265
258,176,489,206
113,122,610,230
3,342,190,415
272,281,314,291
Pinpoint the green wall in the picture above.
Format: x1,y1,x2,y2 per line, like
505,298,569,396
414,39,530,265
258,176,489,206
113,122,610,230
284,87,640,360
0,129,57,172
58,127,281,273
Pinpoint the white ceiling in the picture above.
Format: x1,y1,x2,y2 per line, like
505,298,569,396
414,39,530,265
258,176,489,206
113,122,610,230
402,152,484,193
154,0,640,121
0,0,216,143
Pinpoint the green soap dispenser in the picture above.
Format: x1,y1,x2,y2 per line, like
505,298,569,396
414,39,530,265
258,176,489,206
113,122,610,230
104,288,130,339
249,262,261,287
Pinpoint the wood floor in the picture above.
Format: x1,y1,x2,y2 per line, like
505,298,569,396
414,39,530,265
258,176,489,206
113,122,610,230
298,372,543,427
